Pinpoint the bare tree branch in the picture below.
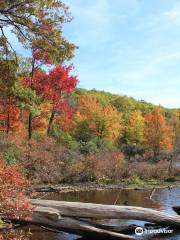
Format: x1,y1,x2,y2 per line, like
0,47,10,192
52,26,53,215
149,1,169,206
0,25,18,62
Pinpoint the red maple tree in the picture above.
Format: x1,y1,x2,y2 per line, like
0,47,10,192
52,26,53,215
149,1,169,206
23,64,78,136
46,65,78,134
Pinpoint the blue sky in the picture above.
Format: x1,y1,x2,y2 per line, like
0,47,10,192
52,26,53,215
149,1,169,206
7,0,180,108
62,0,180,108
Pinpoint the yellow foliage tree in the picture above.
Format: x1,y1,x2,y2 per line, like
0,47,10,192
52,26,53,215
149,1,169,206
126,110,145,146
75,96,123,143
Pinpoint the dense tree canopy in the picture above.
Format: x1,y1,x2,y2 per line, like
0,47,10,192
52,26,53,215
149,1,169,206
0,0,76,63
144,107,173,159
123,110,145,157
74,95,123,144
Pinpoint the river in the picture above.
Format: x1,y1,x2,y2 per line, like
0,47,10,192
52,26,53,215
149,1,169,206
28,186,180,240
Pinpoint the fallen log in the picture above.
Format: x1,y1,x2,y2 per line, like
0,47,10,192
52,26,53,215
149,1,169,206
75,218,139,234
13,206,134,240
31,199,180,229
33,186,58,193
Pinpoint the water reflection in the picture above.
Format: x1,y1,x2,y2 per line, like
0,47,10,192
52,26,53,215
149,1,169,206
29,187,180,240
44,188,161,208
175,162,180,167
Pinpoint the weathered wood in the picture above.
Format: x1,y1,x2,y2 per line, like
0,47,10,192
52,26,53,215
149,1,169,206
7,201,180,239
33,206,61,221
31,199,180,228
76,218,139,234
16,206,134,240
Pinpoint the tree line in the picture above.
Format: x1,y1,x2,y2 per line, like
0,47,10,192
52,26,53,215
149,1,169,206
0,1,179,238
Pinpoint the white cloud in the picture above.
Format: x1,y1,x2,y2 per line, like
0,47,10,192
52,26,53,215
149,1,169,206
164,2,180,25
65,0,112,46
65,0,140,46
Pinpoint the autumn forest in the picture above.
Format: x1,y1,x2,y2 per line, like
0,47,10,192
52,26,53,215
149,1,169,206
0,1,180,239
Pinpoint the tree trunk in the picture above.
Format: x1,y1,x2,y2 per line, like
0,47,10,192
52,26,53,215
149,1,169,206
28,58,35,140
6,111,10,134
47,111,55,135
28,112,32,140
153,149,159,162
7,201,180,239
5,97,10,135
10,206,134,240
31,200,180,229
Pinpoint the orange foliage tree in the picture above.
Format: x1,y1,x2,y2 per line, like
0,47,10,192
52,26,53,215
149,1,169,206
0,98,22,134
144,107,173,159
0,60,22,135
75,96,123,143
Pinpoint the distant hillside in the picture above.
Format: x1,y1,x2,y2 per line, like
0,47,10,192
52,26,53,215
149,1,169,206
74,88,179,120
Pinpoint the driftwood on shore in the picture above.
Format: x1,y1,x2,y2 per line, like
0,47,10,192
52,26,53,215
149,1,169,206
8,200,180,239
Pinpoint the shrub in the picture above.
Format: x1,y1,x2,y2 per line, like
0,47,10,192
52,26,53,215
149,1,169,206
125,174,145,186
165,176,176,182
84,150,125,182
20,137,68,184
0,229,30,240
79,140,98,154
0,159,32,220
4,150,17,165
125,160,177,181
51,125,79,149
0,159,32,240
